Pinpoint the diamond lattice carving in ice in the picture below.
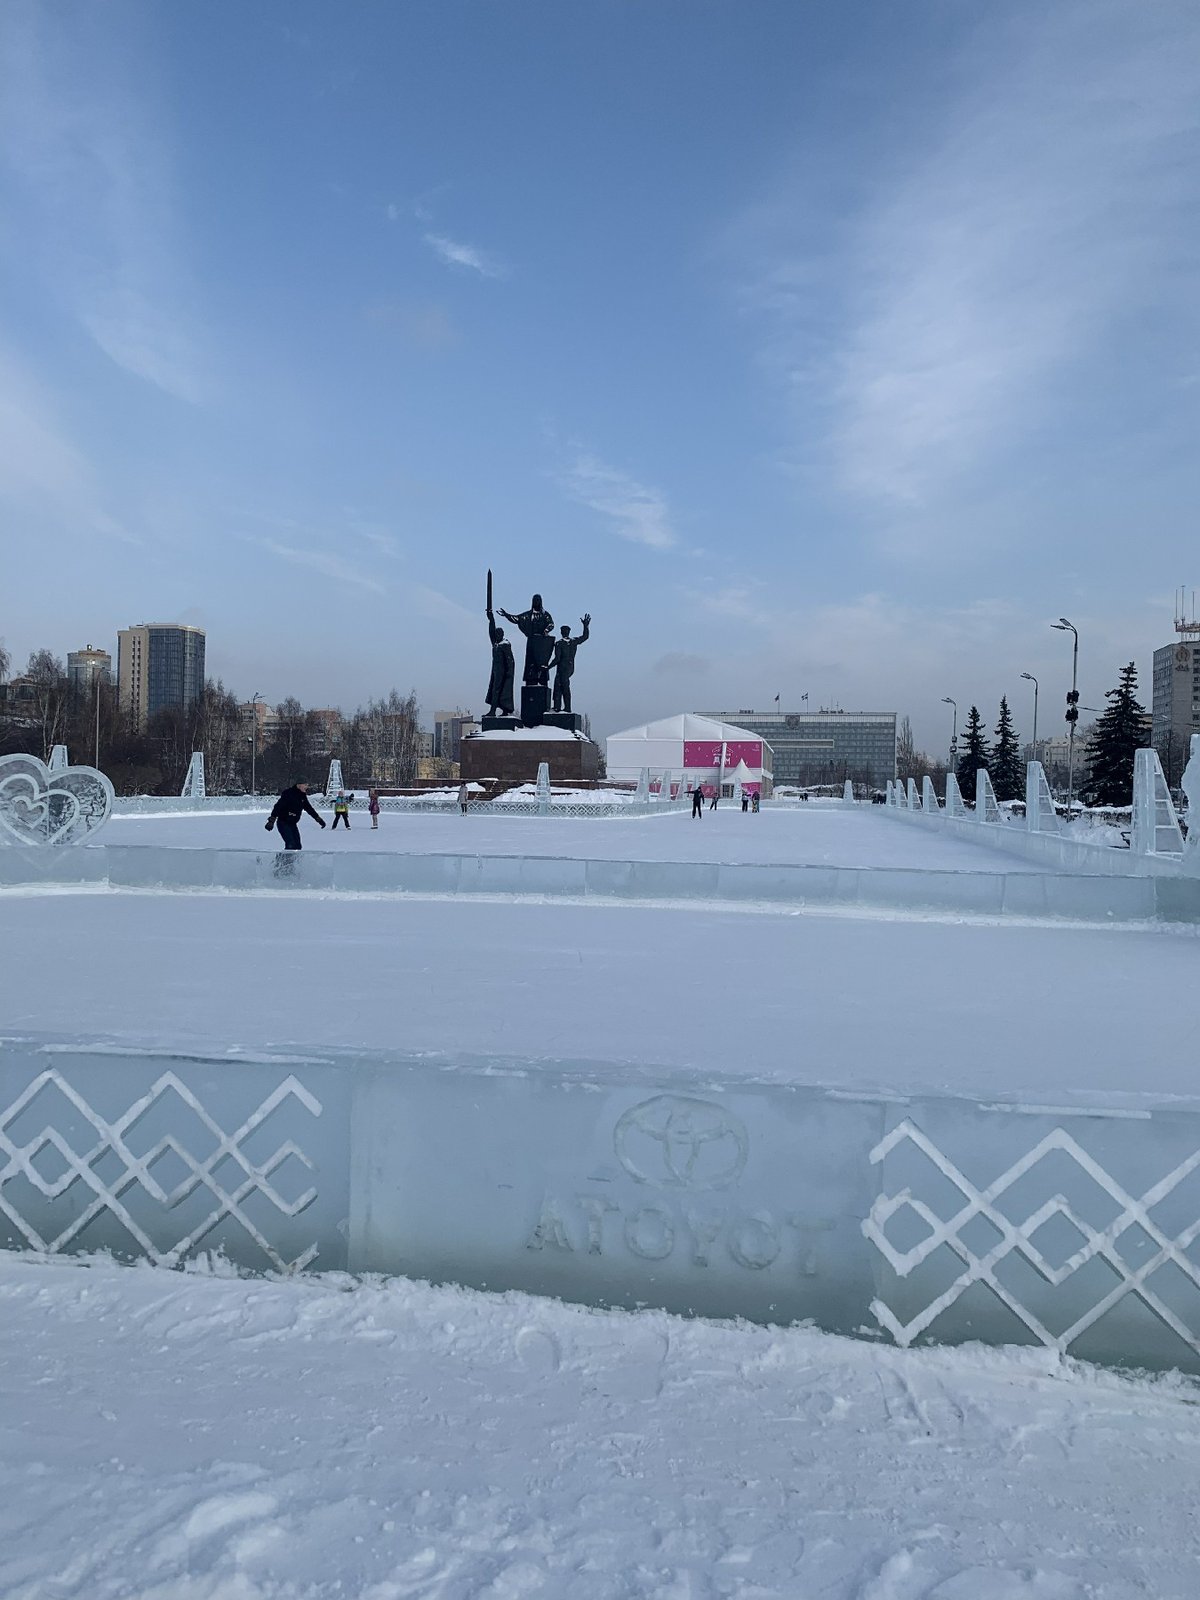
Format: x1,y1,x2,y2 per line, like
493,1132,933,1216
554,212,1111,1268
864,1118,1200,1358
0,1069,322,1271
0,753,114,846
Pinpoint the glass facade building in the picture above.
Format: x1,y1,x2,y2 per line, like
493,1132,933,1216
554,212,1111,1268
702,709,897,791
118,625,206,729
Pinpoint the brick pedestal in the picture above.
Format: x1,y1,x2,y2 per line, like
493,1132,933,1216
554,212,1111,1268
460,733,601,786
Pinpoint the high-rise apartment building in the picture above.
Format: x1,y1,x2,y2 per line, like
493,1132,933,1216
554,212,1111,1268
1151,603,1200,784
117,624,206,730
67,645,112,695
702,708,897,791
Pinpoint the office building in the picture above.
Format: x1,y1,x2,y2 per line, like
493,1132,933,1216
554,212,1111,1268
1152,608,1200,786
703,708,897,791
433,709,479,764
67,646,112,695
117,624,206,730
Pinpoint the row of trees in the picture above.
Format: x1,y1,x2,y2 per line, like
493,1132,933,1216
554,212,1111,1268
0,646,422,796
948,665,1150,808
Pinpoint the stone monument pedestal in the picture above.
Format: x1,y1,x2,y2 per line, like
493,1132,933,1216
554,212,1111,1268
460,730,601,787
520,685,550,727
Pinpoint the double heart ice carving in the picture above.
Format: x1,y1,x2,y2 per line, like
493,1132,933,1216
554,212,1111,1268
0,754,114,847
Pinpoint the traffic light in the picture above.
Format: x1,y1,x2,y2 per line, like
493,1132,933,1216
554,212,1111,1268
1065,690,1079,725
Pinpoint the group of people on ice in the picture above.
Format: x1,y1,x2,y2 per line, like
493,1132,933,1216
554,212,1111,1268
690,784,760,818
265,784,381,849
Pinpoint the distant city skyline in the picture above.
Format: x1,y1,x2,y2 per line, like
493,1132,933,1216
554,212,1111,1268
2,1,1197,752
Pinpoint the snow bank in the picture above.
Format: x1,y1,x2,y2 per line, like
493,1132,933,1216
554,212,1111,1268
470,725,586,741
2,1250,1199,1600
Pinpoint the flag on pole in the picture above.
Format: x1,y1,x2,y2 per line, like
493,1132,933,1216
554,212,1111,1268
774,693,780,704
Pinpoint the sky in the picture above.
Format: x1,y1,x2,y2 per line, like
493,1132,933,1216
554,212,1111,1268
1,0,1198,754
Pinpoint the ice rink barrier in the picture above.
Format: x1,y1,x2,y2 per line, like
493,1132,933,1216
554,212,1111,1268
1,840,1195,919
6,1034,1200,1374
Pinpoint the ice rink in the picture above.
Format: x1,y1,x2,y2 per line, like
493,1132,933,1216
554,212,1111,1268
104,802,1043,872
0,878,1187,1101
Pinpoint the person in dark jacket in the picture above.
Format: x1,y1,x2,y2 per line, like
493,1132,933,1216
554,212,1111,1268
266,782,326,850
691,784,704,819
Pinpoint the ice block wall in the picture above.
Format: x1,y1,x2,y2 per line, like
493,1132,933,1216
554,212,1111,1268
4,1035,1200,1373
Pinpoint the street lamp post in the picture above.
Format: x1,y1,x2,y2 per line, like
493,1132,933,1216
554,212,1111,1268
1051,619,1079,817
94,672,102,769
1019,672,1038,766
249,691,263,797
941,697,957,775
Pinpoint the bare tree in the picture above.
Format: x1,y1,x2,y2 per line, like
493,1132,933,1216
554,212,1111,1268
24,650,70,760
344,690,420,787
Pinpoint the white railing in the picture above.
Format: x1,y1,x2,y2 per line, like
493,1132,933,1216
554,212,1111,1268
886,754,1197,879
109,793,691,820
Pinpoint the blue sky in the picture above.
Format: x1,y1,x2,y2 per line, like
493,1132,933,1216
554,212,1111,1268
2,0,1197,751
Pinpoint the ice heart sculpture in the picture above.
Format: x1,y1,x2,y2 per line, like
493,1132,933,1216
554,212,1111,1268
0,753,114,847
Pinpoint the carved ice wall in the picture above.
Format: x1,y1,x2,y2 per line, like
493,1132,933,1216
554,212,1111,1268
6,1036,1200,1373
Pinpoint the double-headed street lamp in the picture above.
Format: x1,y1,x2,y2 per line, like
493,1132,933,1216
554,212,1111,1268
941,697,957,773
1051,618,1080,816
1019,672,1038,765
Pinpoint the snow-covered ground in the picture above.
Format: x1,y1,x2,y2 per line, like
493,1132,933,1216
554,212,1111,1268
103,805,1043,872
2,1250,1198,1600
0,889,1188,1099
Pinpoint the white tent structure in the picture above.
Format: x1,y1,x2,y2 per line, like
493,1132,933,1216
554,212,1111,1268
726,758,753,804
606,714,773,797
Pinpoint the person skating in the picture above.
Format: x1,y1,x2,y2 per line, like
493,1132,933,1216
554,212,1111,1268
266,782,326,850
709,788,718,811
458,782,470,816
331,791,351,830
691,784,704,819
741,792,749,813
368,790,381,829
751,790,760,813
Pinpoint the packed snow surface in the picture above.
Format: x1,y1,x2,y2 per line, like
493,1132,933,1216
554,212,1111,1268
0,890,1189,1099
1,1251,1197,1600
104,805,1042,872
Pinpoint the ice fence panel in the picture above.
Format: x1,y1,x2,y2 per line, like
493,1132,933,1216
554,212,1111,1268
0,1041,352,1272
6,1036,1200,1371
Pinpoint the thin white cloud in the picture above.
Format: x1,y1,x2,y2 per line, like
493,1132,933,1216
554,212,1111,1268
735,0,1200,510
422,231,506,279
559,452,677,551
0,5,206,402
258,539,386,595
0,342,135,542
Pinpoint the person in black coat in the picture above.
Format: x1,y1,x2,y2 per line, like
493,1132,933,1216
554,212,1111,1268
266,782,326,850
691,784,704,819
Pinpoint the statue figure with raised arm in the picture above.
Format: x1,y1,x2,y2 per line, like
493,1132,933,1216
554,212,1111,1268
551,615,591,713
498,593,556,687
485,607,515,718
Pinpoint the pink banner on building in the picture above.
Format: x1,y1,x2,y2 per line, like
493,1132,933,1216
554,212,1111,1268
682,740,763,770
